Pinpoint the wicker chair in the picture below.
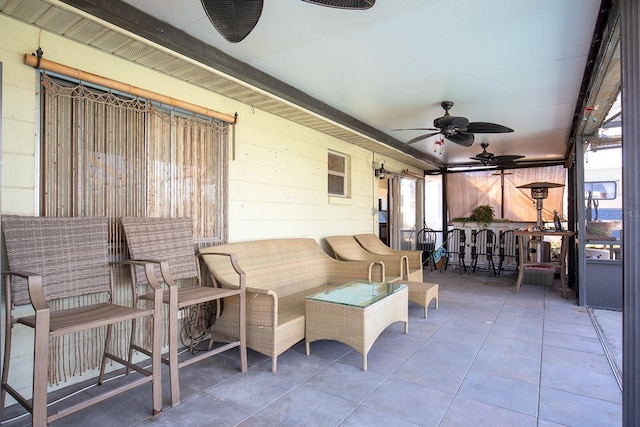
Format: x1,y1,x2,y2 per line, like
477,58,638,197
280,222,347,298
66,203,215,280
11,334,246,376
120,217,247,407
1,216,163,426
326,235,423,282
354,233,425,272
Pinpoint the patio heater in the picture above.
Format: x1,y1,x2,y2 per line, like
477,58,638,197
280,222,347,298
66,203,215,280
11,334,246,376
517,182,565,263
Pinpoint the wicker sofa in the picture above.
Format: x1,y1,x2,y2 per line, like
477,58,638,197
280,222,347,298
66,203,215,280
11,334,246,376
199,238,383,372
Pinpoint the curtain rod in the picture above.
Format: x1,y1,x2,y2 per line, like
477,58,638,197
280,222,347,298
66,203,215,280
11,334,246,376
24,53,237,125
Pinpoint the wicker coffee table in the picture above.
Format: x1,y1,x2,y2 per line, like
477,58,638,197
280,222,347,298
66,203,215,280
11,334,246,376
305,280,408,370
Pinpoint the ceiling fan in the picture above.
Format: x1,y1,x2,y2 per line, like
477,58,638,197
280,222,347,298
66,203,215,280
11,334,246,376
201,0,375,43
470,142,524,166
393,101,514,147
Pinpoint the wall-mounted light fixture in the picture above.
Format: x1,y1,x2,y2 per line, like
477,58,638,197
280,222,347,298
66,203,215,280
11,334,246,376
374,160,386,179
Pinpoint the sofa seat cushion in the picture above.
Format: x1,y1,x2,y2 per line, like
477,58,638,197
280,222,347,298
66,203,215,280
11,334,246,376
277,284,336,326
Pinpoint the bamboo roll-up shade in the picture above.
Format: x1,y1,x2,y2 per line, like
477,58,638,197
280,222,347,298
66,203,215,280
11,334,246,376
24,53,237,124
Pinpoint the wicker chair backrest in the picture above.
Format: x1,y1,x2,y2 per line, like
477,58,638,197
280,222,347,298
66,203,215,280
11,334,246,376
325,235,372,261
121,216,199,285
2,215,111,306
353,234,395,255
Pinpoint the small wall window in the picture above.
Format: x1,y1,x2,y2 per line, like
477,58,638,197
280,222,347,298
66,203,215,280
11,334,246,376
328,151,349,197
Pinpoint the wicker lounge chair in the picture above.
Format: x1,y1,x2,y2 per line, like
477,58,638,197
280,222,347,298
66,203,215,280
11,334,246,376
120,217,247,407
326,235,423,282
353,234,439,317
1,216,163,426
354,233,425,268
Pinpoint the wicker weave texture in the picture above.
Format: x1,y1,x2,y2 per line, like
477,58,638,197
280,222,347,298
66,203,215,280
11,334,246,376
121,216,199,284
2,215,111,306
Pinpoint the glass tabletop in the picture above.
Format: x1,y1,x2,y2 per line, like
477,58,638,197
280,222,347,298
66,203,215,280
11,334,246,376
305,281,406,308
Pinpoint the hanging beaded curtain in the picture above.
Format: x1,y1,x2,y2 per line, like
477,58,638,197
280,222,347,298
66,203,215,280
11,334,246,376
40,73,229,385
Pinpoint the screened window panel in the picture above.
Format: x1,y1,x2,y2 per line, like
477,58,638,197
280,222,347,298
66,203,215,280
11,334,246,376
446,165,566,222
446,171,501,219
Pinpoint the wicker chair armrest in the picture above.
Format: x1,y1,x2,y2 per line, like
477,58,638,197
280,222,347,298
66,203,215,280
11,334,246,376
400,255,410,280
2,270,49,311
111,260,164,291
123,258,176,287
327,260,385,283
245,289,278,327
403,251,423,266
369,261,386,282
198,252,246,292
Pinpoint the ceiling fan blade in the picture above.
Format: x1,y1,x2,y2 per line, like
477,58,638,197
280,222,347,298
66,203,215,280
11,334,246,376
406,132,440,145
469,156,491,163
493,155,525,163
445,132,474,147
496,160,519,168
434,115,469,130
301,0,375,9
466,122,514,133
391,127,439,132
201,0,263,43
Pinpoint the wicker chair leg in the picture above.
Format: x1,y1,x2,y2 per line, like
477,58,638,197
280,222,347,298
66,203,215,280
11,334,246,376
1,303,12,423
125,318,138,376
168,301,180,406
32,317,50,427
98,324,114,384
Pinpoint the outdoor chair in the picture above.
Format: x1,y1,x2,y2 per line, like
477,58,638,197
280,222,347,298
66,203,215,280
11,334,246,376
325,235,423,282
353,233,423,267
1,216,163,426
469,229,497,276
496,229,519,276
120,216,247,407
416,228,438,270
441,228,467,274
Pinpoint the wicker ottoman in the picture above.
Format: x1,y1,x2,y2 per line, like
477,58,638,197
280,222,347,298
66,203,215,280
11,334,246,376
400,281,439,318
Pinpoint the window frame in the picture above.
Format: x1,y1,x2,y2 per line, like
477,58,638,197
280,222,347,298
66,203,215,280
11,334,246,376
328,150,350,198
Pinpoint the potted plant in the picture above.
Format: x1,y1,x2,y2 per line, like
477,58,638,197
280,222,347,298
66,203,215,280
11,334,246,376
452,204,495,227
471,205,495,227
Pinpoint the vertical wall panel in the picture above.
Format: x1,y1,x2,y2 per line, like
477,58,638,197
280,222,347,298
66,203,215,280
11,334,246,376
621,0,640,425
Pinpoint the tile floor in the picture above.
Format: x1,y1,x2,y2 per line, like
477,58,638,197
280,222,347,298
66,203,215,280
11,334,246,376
2,269,623,426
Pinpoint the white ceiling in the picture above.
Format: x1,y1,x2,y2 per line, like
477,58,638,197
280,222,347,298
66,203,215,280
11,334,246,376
114,0,603,166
